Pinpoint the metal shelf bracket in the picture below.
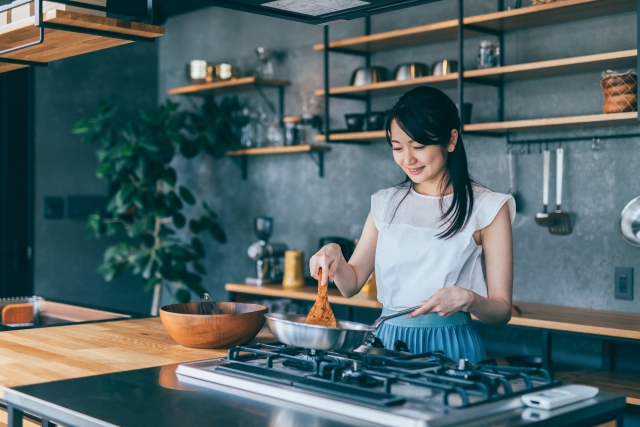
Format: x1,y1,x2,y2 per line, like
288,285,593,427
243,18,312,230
307,151,325,178
230,156,248,180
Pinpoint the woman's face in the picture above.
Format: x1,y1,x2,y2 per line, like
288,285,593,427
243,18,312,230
390,120,456,187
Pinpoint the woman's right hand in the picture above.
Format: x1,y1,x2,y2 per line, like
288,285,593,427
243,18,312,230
309,244,344,286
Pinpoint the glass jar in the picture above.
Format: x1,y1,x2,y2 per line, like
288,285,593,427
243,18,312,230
477,40,500,69
283,116,301,146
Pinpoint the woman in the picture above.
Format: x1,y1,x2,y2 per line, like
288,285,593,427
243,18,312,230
310,86,514,362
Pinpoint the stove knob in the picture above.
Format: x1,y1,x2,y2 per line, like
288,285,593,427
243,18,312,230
369,337,384,348
458,359,469,370
394,340,410,352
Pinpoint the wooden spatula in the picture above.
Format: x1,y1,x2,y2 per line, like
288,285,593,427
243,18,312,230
305,268,337,328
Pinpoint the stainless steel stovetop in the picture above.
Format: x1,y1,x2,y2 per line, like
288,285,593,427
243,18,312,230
175,342,615,427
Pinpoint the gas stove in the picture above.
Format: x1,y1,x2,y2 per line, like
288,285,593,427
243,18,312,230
176,342,565,427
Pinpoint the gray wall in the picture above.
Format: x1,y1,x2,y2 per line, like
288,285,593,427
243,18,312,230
158,0,640,317
34,42,158,314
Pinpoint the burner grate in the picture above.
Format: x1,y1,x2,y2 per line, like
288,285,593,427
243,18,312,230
224,343,560,411
218,362,406,407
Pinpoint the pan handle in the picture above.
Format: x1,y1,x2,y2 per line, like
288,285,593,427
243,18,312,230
371,305,422,330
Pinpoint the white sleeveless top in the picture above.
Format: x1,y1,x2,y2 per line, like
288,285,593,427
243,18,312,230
371,185,515,311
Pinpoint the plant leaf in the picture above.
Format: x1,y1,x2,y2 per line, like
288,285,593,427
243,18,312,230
162,168,177,187
172,212,186,229
191,237,205,257
209,222,227,244
179,186,196,205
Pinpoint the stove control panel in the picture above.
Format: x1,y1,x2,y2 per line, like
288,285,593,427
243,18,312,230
521,384,599,410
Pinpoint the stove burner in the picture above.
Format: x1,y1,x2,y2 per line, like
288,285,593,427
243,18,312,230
282,359,315,371
341,369,379,387
442,359,478,379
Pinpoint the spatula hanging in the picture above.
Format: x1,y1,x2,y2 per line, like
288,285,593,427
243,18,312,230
305,268,337,328
548,147,573,235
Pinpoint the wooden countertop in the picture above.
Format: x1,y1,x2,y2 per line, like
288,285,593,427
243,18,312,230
0,317,272,395
226,283,640,340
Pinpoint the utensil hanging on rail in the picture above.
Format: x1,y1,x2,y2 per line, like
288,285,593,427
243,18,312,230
548,147,572,235
535,148,550,226
305,269,336,327
620,196,640,246
508,149,523,212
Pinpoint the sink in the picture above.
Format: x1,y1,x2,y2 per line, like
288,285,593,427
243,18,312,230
0,296,131,328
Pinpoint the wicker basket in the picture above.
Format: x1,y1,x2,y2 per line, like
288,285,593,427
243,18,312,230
601,70,638,114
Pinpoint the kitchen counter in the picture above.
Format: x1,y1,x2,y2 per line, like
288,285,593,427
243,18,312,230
0,317,628,427
226,283,640,406
226,283,640,339
0,317,268,393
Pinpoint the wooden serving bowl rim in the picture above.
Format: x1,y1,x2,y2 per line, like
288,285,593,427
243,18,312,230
159,301,268,317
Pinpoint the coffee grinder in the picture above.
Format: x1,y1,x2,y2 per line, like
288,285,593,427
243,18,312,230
245,216,288,286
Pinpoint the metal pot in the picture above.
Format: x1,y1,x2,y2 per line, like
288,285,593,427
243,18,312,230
432,59,458,76
394,63,429,81
350,66,388,86
264,305,419,351
620,196,640,246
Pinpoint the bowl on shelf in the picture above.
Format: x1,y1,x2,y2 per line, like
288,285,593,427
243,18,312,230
366,111,388,131
432,59,458,76
345,113,366,132
394,63,429,81
159,302,268,349
350,66,389,86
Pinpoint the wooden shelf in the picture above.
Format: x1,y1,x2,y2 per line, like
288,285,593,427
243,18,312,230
315,50,636,97
464,112,639,134
466,50,637,83
0,9,164,74
313,0,635,53
168,77,290,96
226,144,330,156
315,113,639,139
315,73,458,97
226,283,382,309
314,130,386,142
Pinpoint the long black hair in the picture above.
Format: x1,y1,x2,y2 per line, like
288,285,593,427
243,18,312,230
385,86,474,239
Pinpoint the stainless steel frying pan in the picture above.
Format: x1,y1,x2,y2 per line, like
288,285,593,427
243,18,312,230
620,196,640,246
264,305,420,352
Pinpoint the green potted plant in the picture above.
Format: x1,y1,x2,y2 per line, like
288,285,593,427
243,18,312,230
73,97,248,314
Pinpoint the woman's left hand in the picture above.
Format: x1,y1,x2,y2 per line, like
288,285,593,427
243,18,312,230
407,287,475,318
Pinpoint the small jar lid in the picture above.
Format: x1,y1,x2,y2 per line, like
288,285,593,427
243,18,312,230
283,116,301,123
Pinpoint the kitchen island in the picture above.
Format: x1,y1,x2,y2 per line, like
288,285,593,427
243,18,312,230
0,316,627,427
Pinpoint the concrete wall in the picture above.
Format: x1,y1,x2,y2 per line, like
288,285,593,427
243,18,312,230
158,0,639,316
34,42,158,314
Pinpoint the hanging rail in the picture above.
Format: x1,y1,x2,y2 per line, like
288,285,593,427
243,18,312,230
507,132,640,145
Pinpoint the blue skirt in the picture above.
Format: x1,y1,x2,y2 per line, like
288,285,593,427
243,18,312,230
375,307,486,363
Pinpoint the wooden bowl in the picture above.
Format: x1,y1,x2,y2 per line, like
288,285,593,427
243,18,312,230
159,302,268,349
